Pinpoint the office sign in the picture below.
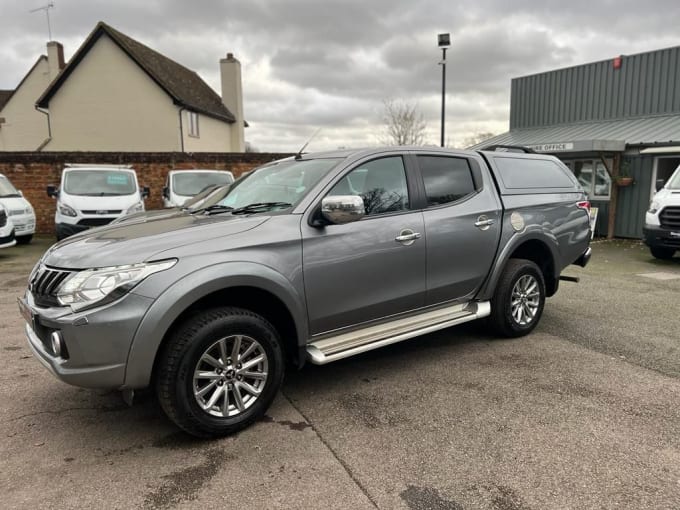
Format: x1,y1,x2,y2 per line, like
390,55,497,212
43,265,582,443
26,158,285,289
528,142,575,152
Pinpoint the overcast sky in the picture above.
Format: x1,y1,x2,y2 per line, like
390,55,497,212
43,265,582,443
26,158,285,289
1,0,679,152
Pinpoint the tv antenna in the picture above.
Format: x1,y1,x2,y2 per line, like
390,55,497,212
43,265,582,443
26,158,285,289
30,2,55,41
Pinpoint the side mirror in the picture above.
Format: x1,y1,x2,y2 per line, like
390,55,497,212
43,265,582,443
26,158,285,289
162,186,169,199
656,179,665,192
141,186,150,199
46,184,58,198
18,190,23,197
321,195,365,225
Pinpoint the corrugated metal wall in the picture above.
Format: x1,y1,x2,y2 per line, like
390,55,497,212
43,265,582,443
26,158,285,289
590,156,653,238
510,47,680,129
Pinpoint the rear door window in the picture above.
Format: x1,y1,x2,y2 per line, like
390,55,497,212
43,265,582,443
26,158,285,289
418,156,476,206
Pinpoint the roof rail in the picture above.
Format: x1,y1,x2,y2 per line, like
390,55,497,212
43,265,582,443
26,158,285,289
64,163,134,169
482,145,537,154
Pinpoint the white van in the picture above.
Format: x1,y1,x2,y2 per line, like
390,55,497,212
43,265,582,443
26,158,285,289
644,163,680,259
0,173,36,244
47,164,149,241
162,169,234,208
0,204,16,249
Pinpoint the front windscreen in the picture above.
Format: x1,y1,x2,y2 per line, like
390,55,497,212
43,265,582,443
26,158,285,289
63,170,137,196
0,175,20,197
667,167,680,189
218,158,342,209
172,172,234,197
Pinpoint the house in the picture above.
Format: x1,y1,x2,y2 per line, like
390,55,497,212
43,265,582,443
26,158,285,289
0,42,65,151
1,22,245,152
473,46,680,239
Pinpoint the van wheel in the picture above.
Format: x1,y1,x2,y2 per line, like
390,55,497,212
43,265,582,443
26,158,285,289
650,246,675,260
156,307,284,438
489,259,545,338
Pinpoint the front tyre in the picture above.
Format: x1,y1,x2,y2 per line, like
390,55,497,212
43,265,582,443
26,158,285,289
489,259,546,338
156,307,284,438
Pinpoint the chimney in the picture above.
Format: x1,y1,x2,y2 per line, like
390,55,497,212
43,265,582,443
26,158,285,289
46,41,65,80
220,52,245,152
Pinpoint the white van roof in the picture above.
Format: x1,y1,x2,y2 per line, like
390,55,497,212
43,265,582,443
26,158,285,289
64,164,134,170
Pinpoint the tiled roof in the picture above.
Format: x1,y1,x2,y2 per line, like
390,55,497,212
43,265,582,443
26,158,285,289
37,22,235,123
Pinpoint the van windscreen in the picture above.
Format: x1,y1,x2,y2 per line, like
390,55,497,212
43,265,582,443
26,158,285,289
64,170,136,196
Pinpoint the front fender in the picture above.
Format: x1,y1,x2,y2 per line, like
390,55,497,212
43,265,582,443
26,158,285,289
122,262,307,389
477,228,561,301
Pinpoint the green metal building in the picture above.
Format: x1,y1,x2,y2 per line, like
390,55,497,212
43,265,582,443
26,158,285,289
477,46,680,238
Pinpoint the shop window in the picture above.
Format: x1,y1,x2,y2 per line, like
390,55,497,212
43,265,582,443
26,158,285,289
565,159,611,199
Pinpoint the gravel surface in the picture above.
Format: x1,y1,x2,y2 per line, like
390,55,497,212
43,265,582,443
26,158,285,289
0,237,678,509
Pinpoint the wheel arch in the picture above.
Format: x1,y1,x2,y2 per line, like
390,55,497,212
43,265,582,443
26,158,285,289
123,263,308,389
479,233,560,300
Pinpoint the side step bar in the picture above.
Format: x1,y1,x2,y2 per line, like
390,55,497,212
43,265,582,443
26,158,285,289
306,301,491,365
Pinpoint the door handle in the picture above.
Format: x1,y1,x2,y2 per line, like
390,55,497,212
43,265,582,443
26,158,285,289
474,216,495,230
395,229,421,245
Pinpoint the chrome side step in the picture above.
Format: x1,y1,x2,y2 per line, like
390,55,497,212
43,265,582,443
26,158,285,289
306,301,490,365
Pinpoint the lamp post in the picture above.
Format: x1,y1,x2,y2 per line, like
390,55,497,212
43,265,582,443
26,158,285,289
438,33,450,147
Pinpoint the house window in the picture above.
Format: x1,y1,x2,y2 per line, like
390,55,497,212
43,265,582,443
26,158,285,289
565,159,612,200
187,111,199,138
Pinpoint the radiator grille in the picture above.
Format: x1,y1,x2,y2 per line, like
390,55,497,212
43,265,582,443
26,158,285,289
659,207,680,229
29,266,73,307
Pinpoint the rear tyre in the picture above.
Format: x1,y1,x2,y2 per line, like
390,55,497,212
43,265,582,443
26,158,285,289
155,307,284,438
16,234,33,245
650,246,675,260
489,259,546,338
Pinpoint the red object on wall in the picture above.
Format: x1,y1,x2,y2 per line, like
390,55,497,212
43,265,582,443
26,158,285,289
613,56,622,69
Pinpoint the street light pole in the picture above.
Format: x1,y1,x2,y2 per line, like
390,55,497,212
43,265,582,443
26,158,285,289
440,47,447,147
438,33,451,148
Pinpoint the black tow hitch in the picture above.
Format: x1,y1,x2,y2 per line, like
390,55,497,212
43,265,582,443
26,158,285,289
559,275,580,283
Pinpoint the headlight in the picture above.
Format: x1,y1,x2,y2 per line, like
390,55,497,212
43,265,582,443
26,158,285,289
57,259,176,309
126,201,144,215
58,203,77,217
648,200,660,214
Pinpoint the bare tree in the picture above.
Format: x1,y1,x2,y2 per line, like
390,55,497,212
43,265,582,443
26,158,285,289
463,131,497,149
244,141,259,153
380,99,427,146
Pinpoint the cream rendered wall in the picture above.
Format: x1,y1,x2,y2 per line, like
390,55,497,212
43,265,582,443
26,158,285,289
45,35,180,151
182,111,233,152
0,58,51,151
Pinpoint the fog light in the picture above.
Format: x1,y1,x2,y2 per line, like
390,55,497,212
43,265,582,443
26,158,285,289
50,331,63,357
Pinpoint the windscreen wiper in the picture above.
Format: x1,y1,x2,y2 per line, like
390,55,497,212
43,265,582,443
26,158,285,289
230,202,292,215
198,204,234,215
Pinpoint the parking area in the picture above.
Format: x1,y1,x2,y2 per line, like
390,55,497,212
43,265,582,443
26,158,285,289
1,238,679,510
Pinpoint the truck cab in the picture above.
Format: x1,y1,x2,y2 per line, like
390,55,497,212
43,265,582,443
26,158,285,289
644,164,680,259
47,164,149,240
0,173,35,244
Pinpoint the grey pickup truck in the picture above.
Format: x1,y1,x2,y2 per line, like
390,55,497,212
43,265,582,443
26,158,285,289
19,146,592,437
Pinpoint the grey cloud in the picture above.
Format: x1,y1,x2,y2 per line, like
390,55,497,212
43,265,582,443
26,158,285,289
1,0,680,152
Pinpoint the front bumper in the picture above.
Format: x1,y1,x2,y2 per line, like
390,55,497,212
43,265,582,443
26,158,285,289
0,228,16,248
642,225,680,250
19,290,154,389
11,214,36,237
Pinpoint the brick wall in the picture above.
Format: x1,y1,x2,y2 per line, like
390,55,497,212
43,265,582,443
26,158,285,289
0,152,292,235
